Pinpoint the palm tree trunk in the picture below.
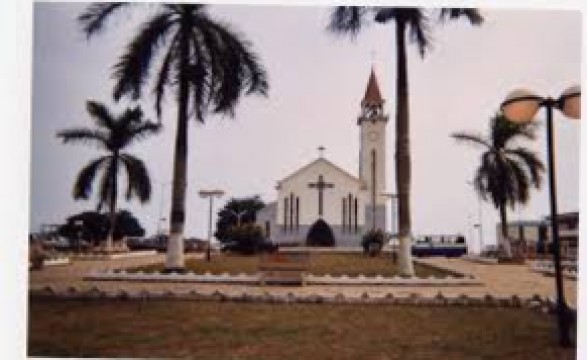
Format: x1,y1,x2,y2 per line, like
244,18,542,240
498,203,513,259
395,20,414,276
105,154,118,253
165,22,190,271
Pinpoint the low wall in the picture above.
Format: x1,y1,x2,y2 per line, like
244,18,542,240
29,286,558,314
67,250,158,261
83,269,482,286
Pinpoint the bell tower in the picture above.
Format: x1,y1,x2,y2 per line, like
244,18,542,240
358,68,388,230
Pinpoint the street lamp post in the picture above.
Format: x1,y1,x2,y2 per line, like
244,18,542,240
199,189,225,262
467,181,484,255
157,181,173,235
501,85,580,347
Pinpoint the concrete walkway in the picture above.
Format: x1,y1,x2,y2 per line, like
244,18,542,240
29,254,577,307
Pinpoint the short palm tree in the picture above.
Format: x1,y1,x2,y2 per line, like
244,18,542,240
79,4,268,270
328,7,483,275
452,113,545,259
57,100,160,252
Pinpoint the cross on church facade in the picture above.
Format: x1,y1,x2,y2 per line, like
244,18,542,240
308,174,334,217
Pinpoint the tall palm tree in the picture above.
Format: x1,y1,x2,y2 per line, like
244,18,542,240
79,4,268,271
57,100,160,252
452,113,545,259
328,7,483,275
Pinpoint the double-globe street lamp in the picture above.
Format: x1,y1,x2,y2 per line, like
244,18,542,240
199,189,225,262
501,85,580,347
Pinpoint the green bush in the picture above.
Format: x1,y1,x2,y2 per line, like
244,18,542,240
223,224,275,255
361,229,386,257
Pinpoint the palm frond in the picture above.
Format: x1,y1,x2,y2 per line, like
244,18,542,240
328,6,369,38
373,7,397,23
113,11,175,101
167,3,206,16
439,8,484,25
78,3,130,39
451,132,490,148
405,9,432,57
97,158,117,212
119,105,145,128
505,157,530,207
187,26,213,121
120,154,152,203
476,151,500,208
189,14,268,120
126,121,161,145
505,147,545,188
86,100,115,129
56,128,109,149
153,37,178,119
73,156,109,200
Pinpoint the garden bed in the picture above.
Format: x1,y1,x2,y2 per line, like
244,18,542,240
125,253,465,278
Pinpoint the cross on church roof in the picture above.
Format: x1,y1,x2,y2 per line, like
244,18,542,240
318,146,325,158
308,174,334,217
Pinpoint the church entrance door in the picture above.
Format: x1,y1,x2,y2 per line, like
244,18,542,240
306,219,336,247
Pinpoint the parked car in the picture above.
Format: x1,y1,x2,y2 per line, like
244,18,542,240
41,236,70,251
126,237,152,251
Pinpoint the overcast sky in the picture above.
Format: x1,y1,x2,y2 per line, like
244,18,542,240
30,3,581,252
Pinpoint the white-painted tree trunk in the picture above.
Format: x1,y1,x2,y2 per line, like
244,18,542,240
500,236,513,258
398,235,414,276
165,232,184,269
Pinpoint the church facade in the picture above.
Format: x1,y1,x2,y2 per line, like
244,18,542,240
256,70,390,247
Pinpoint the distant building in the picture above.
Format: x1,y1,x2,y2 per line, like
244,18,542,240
497,212,579,260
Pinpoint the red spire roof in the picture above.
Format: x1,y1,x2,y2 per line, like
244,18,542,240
362,68,384,106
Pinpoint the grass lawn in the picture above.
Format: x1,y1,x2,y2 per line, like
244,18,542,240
28,297,574,359
129,253,461,277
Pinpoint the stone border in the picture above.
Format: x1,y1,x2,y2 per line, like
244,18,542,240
462,255,499,265
67,250,158,261
84,269,482,286
29,257,71,269
531,261,578,281
308,274,481,286
44,257,71,266
411,258,473,278
29,286,556,314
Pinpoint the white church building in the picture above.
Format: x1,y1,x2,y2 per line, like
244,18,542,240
256,70,391,247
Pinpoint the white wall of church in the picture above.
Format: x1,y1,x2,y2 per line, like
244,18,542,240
276,159,367,228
